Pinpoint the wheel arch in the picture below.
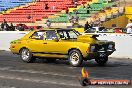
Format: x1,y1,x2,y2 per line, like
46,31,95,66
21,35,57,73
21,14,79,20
68,48,83,57
19,47,28,54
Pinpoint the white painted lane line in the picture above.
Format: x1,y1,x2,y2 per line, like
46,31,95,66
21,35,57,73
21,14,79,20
0,75,80,87
0,67,120,80
0,86,16,88
0,67,77,78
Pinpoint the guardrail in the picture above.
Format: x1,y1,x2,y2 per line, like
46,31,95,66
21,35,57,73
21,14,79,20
0,32,132,59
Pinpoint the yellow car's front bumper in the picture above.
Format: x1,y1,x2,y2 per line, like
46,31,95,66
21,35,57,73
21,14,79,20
9,44,19,54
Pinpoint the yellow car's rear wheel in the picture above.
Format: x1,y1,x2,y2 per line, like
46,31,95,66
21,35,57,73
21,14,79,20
20,48,36,63
68,49,83,67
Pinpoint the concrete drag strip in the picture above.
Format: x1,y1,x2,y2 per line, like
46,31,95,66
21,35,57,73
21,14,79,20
0,86,16,88
0,67,81,87
0,75,80,87
0,67,77,78
0,67,109,80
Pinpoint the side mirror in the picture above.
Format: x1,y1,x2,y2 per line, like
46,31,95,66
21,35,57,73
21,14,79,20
53,37,59,42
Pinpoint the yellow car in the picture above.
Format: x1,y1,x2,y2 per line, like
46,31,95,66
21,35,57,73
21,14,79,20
10,28,115,66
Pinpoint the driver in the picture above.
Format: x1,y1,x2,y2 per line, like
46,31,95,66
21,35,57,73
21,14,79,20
58,32,66,39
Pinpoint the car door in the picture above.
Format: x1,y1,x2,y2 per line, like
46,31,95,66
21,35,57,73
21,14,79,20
27,31,46,53
42,30,66,55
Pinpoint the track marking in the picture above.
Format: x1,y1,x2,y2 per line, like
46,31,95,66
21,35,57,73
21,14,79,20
1,67,129,85
0,75,81,87
0,67,111,80
0,67,77,78
0,86,16,88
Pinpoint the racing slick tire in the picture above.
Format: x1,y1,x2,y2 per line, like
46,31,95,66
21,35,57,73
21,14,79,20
95,56,108,66
20,48,36,63
68,49,83,67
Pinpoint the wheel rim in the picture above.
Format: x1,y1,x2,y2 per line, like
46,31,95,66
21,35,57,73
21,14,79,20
70,52,79,65
21,49,30,61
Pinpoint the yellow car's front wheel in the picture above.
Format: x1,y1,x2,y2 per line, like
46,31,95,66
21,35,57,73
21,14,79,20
68,49,83,67
20,48,36,63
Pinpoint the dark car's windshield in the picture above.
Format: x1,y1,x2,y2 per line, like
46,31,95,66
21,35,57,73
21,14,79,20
57,29,81,39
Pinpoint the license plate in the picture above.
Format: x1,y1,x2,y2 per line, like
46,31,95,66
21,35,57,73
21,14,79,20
99,53,106,57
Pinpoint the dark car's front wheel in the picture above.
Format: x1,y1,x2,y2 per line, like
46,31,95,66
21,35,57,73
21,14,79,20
95,56,108,66
20,48,36,63
68,49,83,67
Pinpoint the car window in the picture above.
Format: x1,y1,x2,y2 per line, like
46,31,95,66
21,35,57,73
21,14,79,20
58,31,68,39
46,30,58,40
57,29,78,39
68,30,78,39
31,31,45,40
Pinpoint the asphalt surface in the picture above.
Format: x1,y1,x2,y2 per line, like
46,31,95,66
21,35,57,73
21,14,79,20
0,50,132,88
